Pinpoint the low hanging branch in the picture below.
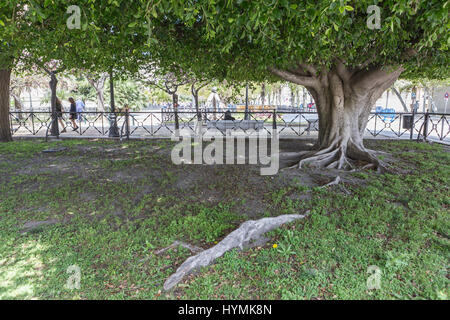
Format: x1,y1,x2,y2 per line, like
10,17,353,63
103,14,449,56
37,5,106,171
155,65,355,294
163,213,309,291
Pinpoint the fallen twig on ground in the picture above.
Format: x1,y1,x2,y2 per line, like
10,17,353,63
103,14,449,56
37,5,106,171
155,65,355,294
156,241,204,255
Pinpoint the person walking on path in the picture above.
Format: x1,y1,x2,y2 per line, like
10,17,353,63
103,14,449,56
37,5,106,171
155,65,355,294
76,98,85,125
68,97,79,131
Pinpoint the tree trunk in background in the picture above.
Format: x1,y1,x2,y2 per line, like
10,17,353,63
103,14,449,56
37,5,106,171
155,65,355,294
108,70,119,137
391,87,409,112
173,93,180,130
270,64,404,171
12,94,23,111
49,73,59,136
11,93,24,120
261,83,266,108
97,90,105,112
87,73,108,112
191,83,202,121
0,69,12,142
302,87,307,108
194,92,200,118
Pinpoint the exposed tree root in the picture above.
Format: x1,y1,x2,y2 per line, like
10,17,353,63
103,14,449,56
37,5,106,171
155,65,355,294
156,241,204,255
163,214,309,291
320,176,351,194
347,144,390,173
321,176,341,187
280,142,390,173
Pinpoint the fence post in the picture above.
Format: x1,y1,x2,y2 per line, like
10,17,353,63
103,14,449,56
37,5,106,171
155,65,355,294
423,112,429,141
409,109,415,140
125,109,130,140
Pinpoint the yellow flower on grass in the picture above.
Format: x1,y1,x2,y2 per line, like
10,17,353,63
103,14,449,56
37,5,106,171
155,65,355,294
272,244,278,249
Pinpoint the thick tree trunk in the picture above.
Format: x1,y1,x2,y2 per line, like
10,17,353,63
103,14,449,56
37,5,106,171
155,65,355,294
49,73,59,136
194,92,200,120
173,93,180,130
307,90,379,170
109,70,119,137
0,69,12,142
270,64,404,171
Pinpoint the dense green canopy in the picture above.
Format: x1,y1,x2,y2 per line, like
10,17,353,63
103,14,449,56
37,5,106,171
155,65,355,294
137,0,449,82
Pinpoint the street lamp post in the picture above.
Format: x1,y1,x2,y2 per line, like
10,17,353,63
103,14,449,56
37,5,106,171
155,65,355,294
245,83,249,120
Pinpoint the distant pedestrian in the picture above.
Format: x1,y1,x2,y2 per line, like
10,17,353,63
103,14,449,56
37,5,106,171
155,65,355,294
224,110,235,121
68,97,79,131
76,98,85,124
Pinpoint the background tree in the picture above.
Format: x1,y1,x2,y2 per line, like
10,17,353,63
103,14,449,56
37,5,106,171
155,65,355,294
139,63,193,111
191,80,210,118
85,73,109,111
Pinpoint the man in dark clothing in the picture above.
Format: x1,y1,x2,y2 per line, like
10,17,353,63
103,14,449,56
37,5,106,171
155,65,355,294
224,110,235,121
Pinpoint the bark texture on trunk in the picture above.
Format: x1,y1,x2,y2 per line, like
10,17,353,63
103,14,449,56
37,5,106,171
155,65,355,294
0,69,12,142
270,62,404,171
49,73,59,136
193,92,200,119
191,82,206,120
109,71,119,137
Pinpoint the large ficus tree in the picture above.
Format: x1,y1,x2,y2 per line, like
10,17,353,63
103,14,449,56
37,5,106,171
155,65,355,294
140,0,449,170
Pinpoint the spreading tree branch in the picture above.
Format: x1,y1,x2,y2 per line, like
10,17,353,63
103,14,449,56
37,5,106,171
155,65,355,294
268,67,319,88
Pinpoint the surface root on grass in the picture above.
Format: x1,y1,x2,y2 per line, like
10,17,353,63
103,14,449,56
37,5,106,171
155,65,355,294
163,213,308,291
156,241,204,255
321,176,341,187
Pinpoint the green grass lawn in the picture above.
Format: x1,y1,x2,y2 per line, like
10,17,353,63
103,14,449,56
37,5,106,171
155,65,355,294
0,138,448,300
